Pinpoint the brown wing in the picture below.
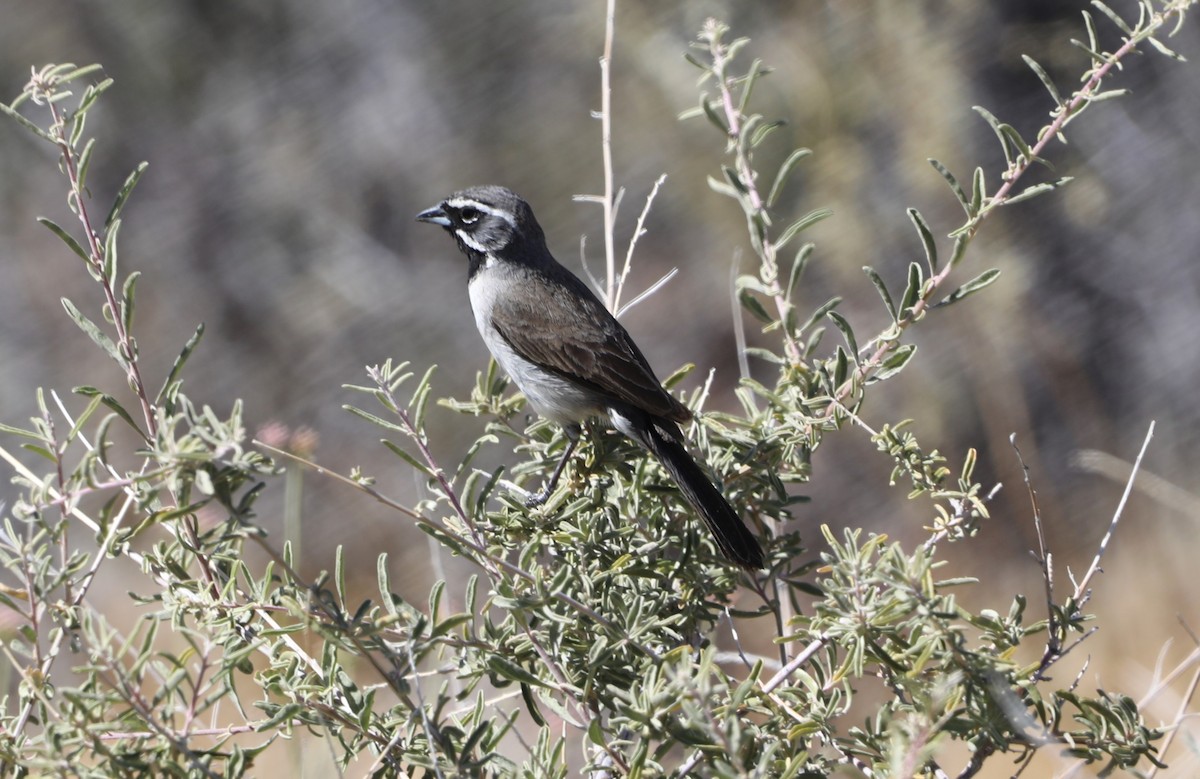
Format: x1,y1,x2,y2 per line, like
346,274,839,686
490,273,690,422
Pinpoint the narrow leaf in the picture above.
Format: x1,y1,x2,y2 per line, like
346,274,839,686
61,298,121,363
864,266,897,323
66,392,105,443
73,386,145,439
1147,36,1186,62
775,208,833,250
973,106,1014,166
155,323,205,405
1023,55,1063,107
768,148,813,207
928,159,970,215
1083,11,1099,53
738,290,773,324
105,161,148,229
37,218,91,265
0,102,56,143
907,208,938,274
833,346,849,388
487,656,546,688
870,344,917,383
121,271,141,333
1003,177,1073,206
899,262,923,316
737,58,765,115
934,268,1002,309
827,310,858,358
700,96,728,134
1091,1,1133,35
786,243,814,300
796,296,842,337
77,137,97,192
706,175,739,199
103,217,121,281
382,439,433,477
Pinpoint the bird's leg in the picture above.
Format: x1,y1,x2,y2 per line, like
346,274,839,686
525,425,581,507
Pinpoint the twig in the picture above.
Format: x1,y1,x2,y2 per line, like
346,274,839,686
599,0,616,307
1011,433,1062,678
1070,421,1155,604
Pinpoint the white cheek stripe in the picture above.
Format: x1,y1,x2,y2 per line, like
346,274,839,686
455,230,491,255
445,198,516,228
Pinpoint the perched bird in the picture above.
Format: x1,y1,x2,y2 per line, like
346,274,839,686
417,185,764,570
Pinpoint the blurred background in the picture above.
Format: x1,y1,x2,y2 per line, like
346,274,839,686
1,1,1198,775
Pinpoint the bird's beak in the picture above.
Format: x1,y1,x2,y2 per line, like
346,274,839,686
415,204,451,227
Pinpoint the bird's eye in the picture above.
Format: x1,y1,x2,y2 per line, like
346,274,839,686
460,207,481,224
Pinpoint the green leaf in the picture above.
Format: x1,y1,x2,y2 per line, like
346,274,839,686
0,101,56,143
1022,55,1063,107
155,322,205,406
899,262,923,316
0,422,43,441
60,63,105,84
73,386,146,439
796,296,842,338
750,119,784,148
700,96,728,134
334,544,347,606
344,405,408,433
775,208,833,251
121,271,140,333
1091,1,1133,35
410,365,437,429
66,392,105,443
786,243,814,300
1083,89,1130,103
1003,177,1073,206
737,58,765,115
487,655,546,688
738,290,773,324
1146,35,1186,61
37,218,91,266
827,310,858,358
103,217,121,282
863,266,897,323
928,159,969,216
744,346,783,364
721,165,747,195
77,136,97,192
869,344,917,383
767,148,813,207
706,175,739,199
934,268,1001,309
382,439,432,477
907,208,938,274
949,234,971,268
73,77,114,118
833,346,850,387
105,161,148,229
68,104,88,147
61,297,121,364
1083,10,1100,53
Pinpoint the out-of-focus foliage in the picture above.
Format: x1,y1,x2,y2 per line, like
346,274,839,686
1,2,1199,776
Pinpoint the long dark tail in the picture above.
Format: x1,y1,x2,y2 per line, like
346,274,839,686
620,412,764,570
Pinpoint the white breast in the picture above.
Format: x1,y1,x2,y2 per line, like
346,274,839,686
468,271,602,425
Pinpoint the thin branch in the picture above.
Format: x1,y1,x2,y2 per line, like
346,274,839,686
1070,421,1155,604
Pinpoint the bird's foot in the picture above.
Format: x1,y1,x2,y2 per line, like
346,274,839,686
523,487,552,509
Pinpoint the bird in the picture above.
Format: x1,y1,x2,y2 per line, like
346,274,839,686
416,185,764,570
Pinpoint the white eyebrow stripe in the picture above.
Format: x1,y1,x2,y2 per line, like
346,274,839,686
445,197,516,227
